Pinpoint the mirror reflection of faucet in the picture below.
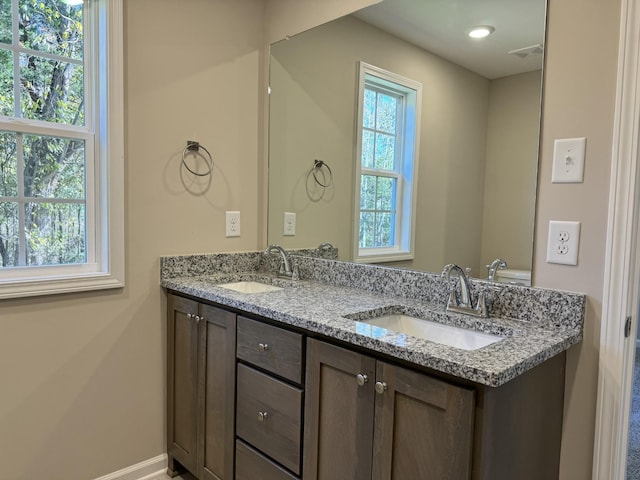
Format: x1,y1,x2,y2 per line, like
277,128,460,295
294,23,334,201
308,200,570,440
485,258,532,286
442,263,488,318
486,258,508,281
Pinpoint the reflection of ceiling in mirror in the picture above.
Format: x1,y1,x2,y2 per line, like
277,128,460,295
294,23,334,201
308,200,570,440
354,0,545,79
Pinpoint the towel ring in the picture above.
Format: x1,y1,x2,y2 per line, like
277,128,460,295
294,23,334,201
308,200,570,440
182,140,214,176
312,159,333,188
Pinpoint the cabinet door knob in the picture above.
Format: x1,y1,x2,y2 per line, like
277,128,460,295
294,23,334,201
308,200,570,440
356,373,368,387
257,411,268,422
258,343,269,352
375,381,388,394
187,313,193,319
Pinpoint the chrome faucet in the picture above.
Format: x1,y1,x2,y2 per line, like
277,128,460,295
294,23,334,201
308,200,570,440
441,263,488,317
315,242,335,258
486,258,508,281
264,245,298,279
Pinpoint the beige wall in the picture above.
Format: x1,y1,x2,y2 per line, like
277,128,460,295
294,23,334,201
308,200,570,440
0,1,264,479
265,0,380,44
268,15,490,273
534,0,621,478
481,70,541,271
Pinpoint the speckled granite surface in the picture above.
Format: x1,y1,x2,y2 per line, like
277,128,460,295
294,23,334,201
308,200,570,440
160,251,585,387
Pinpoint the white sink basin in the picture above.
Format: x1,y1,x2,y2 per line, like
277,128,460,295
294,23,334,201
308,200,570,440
362,314,503,351
217,281,282,294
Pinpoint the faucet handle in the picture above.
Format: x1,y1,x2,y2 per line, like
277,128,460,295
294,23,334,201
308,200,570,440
475,291,489,318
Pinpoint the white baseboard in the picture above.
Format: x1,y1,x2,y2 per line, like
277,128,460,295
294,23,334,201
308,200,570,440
92,454,167,480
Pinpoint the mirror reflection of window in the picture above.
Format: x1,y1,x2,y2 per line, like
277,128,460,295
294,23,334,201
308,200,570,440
354,63,421,263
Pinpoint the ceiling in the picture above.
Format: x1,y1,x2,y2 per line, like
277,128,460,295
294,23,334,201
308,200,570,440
354,0,546,79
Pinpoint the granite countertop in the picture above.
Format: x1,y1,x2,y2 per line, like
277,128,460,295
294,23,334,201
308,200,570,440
161,267,583,388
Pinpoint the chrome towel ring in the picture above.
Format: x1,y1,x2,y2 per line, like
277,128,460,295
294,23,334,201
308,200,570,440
182,140,214,176
312,159,333,187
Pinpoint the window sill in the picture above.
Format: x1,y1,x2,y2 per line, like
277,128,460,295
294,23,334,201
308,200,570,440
0,272,124,299
354,251,414,264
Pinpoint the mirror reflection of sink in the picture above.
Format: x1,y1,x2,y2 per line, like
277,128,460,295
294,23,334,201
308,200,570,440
217,281,283,294
360,314,503,351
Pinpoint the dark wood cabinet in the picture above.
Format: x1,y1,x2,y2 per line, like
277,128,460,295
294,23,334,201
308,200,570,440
236,440,298,480
372,361,475,479
237,316,303,384
235,316,304,478
304,339,475,480
166,292,565,480
303,339,376,480
236,364,303,474
167,294,236,480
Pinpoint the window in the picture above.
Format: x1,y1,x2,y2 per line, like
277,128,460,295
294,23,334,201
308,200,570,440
0,0,124,298
353,62,421,263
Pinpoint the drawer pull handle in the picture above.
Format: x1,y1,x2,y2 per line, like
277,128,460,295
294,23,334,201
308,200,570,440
375,381,388,394
258,343,269,352
258,411,269,422
356,373,368,387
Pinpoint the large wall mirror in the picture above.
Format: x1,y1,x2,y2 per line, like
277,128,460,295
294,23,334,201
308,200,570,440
267,0,546,281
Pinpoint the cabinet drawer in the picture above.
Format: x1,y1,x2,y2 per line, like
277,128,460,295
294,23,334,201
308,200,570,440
236,364,302,474
237,316,303,383
236,440,298,480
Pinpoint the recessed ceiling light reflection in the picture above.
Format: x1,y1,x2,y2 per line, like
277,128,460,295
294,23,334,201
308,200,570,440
467,25,495,39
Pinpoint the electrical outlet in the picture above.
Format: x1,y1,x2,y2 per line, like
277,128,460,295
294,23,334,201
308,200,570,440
225,211,241,237
284,212,296,236
546,220,580,265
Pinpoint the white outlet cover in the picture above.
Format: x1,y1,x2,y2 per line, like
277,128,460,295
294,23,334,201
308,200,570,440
546,220,580,265
225,211,241,237
552,137,586,183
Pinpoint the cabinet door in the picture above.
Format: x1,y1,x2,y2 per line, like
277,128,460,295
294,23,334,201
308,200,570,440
372,361,475,480
198,304,236,480
167,294,199,475
304,339,376,480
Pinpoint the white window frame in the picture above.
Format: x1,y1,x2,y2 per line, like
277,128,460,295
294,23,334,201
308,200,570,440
353,62,421,263
0,0,124,299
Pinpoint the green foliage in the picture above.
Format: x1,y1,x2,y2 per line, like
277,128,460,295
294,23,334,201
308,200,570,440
23,133,85,199
360,84,399,250
0,0,85,268
0,0,12,44
19,0,83,60
0,50,13,116
0,132,17,197
359,174,397,249
25,202,85,266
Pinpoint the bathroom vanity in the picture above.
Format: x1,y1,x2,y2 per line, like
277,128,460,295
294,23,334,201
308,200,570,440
161,252,584,480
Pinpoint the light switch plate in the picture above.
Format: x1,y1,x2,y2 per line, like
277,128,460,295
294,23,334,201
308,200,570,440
283,212,296,236
552,137,586,183
546,220,580,265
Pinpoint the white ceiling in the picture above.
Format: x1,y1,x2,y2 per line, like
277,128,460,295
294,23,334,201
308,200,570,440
354,0,546,79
